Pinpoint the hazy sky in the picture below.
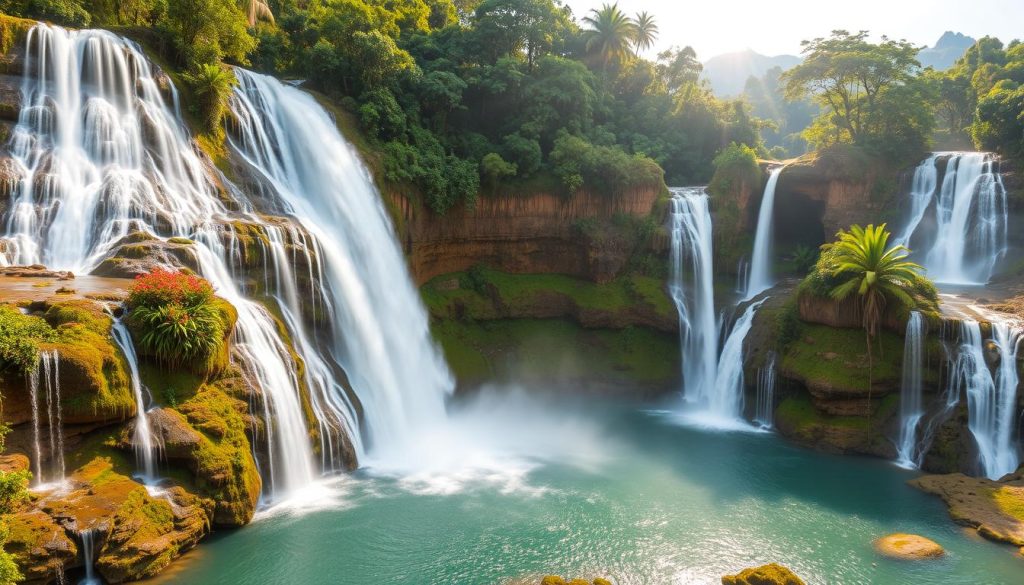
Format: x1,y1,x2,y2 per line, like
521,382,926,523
564,0,1024,60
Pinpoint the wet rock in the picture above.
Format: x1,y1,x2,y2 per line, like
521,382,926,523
873,533,945,559
10,457,214,584
0,453,29,472
721,563,806,585
911,469,1024,547
0,73,22,121
0,264,74,279
91,231,199,278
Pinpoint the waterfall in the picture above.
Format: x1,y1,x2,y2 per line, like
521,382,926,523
754,351,776,429
110,318,156,481
78,528,100,585
668,188,718,404
745,167,782,299
709,299,766,421
895,311,925,468
948,318,1022,479
898,153,1007,284
894,155,939,246
226,70,453,464
28,349,64,486
734,257,749,295
0,24,327,500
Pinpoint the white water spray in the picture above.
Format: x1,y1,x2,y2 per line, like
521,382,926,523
895,311,925,468
710,299,766,421
746,167,782,298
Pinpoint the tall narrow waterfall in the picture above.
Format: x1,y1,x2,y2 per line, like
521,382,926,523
226,70,453,464
28,350,64,486
949,318,1022,479
895,312,925,468
111,318,157,480
0,25,340,499
78,528,100,585
746,167,782,299
668,188,718,404
898,153,1007,284
710,299,765,421
754,351,776,430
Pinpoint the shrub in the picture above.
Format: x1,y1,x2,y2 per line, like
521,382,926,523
550,133,663,197
125,270,224,371
708,142,760,196
0,305,57,374
182,64,238,133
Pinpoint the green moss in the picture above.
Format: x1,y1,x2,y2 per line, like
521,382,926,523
776,396,869,432
167,237,194,246
175,384,261,526
431,318,677,387
781,323,903,393
989,486,1024,522
0,14,33,60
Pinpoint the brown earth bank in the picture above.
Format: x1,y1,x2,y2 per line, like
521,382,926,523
388,185,666,285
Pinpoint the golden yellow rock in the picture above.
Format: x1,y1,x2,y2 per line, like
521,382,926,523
721,564,805,585
874,533,945,559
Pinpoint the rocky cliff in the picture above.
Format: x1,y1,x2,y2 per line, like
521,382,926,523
389,185,666,285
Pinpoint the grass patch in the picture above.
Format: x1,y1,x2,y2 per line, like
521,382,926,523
781,323,903,392
776,396,869,432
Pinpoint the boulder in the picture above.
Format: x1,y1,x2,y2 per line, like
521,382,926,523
873,533,945,559
4,509,77,583
722,563,806,585
91,232,199,279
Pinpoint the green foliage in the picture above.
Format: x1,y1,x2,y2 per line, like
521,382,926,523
0,305,57,374
744,66,817,156
581,3,635,69
790,244,817,275
0,0,90,26
783,30,934,162
164,0,255,67
182,63,238,133
0,423,27,585
550,133,663,197
126,270,227,372
708,142,759,195
480,152,517,190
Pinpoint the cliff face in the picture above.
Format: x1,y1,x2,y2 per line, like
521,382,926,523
389,186,664,285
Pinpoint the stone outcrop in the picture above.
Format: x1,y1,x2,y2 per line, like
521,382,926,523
389,185,664,285
91,231,199,279
912,469,1024,547
721,564,806,585
7,457,213,584
873,533,945,559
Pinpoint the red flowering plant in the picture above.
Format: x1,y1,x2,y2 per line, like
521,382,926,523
125,269,224,369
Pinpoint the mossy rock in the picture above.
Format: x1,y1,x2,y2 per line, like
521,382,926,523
174,384,261,526
721,563,806,585
5,509,76,582
775,395,895,457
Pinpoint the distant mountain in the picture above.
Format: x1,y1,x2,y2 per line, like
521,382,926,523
702,50,802,97
918,31,975,70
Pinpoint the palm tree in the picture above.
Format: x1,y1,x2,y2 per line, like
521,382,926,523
632,11,658,56
825,223,924,416
183,64,238,132
581,3,637,69
242,0,275,28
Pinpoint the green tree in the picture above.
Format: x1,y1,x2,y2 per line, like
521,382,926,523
824,224,925,401
480,152,516,190
0,0,90,25
783,30,933,158
165,0,255,66
631,11,657,56
0,423,28,585
472,0,572,68
581,2,636,69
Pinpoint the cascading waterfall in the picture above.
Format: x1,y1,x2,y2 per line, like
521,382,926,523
754,351,776,429
28,349,64,486
899,153,1007,284
710,299,766,421
895,311,925,468
110,318,156,480
226,70,453,464
78,528,100,585
0,24,332,499
968,317,1022,479
745,167,783,299
668,188,718,404
947,318,1022,479
894,155,939,246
